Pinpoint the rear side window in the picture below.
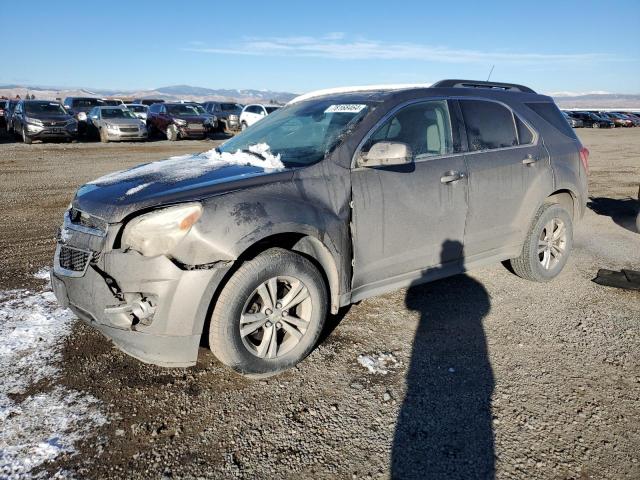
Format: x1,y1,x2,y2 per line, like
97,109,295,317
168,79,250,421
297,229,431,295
460,100,518,151
515,116,534,144
525,102,576,138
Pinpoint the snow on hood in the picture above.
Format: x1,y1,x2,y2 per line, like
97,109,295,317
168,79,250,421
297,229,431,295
0,269,107,477
90,143,285,187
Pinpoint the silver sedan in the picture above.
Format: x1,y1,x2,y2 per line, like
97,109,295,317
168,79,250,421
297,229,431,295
87,106,148,142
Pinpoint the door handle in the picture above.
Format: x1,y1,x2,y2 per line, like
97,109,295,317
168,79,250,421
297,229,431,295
522,154,537,166
440,171,465,184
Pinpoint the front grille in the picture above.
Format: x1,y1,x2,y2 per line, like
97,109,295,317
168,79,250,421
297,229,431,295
59,245,91,272
43,120,67,127
69,208,107,234
120,127,138,133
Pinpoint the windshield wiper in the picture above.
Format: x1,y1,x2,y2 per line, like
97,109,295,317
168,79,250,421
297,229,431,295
241,148,266,161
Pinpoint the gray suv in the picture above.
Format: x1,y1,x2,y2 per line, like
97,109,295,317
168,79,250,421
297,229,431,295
202,101,242,131
51,79,588,377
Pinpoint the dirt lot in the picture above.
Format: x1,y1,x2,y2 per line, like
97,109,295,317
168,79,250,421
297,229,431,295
1,130,639,479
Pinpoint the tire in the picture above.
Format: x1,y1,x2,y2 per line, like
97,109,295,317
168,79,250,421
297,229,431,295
166,124,178,141
99,128,109,143
592,122,600,129
22,127,32,144
209,248,328,377
509,203,573,282
241,122,247,131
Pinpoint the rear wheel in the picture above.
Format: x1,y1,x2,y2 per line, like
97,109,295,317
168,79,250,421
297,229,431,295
209,248,328,377
166,124,178,141
509,203,573,282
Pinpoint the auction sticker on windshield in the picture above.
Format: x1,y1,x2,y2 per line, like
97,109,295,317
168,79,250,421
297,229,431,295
324,104,367,113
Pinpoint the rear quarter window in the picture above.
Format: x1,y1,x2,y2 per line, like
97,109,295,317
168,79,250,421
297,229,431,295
525,102,577,138
459,99,518,151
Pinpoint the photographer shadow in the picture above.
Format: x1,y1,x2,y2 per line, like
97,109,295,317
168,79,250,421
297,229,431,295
392,240,495,479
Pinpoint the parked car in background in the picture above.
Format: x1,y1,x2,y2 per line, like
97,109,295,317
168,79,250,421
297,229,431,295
239,104,281,130
11,100,78,144
596,112,633,128
51,79,588,376
202,101,242,131
63,97,105,134
87,106,147,143
613,112,640,126
183,103,217,132
562,111,583,128
101,98,125,106
125,104,149,122
0,99,9,129
146,102,210,140
4,99,20,133
569,111,614,128
132,98,165,106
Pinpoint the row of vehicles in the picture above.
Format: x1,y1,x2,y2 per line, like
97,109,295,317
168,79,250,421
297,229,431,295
0,96,282,144
562,110,640,128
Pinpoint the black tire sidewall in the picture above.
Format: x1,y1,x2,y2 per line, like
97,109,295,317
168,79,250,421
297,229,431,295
210,250,327,376
527,205,573,281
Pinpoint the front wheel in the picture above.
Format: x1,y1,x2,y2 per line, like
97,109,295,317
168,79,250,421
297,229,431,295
509,203,573,282
22,127,32,144
241,122,247,131
209,248,328,377
166,124,179,141
99,128,109,143
592,122,600,129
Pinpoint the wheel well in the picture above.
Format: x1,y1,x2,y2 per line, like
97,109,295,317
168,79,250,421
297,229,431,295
222,233,340,315
546,190,576,220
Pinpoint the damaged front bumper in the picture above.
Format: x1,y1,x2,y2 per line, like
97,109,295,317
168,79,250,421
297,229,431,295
51,244,231,367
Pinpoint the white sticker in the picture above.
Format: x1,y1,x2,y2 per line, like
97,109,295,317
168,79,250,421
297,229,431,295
324,104,367,114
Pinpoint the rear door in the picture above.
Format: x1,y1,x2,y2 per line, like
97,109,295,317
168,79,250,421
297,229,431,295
350,99,469,299
459,99,552,259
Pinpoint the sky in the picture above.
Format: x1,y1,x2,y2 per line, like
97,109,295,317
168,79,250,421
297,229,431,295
1,0,639,95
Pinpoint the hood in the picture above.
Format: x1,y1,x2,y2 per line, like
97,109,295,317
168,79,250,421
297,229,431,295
73,146,290,222
104,117,144,126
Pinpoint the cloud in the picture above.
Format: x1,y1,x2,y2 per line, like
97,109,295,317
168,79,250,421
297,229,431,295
182,34,622,64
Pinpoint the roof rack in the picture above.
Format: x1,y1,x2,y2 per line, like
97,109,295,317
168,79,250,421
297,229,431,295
431,79,536,94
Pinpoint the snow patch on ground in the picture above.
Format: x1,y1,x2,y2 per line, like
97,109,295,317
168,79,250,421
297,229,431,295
357,352,399,375
0,269,107,479
90,142,285,186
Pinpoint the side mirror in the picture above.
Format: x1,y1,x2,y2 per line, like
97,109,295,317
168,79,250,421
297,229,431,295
358,141,413,168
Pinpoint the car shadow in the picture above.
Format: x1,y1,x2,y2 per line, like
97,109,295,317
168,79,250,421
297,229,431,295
392,240,495,479
587,196,639,234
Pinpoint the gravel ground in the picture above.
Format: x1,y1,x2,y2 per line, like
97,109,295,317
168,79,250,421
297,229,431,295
0,129,638,479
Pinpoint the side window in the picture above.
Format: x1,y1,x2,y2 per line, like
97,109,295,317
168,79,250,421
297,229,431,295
365,100,454,157
460,100,518,151
515,116,534,145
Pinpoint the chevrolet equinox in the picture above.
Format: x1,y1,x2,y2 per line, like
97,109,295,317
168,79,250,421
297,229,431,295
51,80,589,376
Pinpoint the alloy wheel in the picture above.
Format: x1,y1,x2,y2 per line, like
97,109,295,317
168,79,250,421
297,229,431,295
239,276,312,359
538,217,567,270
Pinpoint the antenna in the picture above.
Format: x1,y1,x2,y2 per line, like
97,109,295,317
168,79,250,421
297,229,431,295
486,65,495,82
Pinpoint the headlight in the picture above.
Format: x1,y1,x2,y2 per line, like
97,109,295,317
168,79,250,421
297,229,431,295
229,114,238,121
121,203,203,257
25,116,43,126
212,115,218,122
106,123,119,131
174,118,187,126
77,112,87,121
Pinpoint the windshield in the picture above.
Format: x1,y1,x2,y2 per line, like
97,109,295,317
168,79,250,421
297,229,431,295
190,105,207,115
102,108,136,119
265,106,280,114
72,98,102,108
126,105,146,112
25,101,67,115
219,100,372,167
167,104,200,116
221,103,240,111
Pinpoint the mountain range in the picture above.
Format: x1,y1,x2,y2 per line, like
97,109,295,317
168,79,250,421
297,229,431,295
1,84,639,108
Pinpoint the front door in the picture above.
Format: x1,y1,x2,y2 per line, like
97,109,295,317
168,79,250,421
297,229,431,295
350,100,469,300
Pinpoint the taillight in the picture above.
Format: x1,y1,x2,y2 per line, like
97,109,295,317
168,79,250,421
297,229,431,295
579,146,590,174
